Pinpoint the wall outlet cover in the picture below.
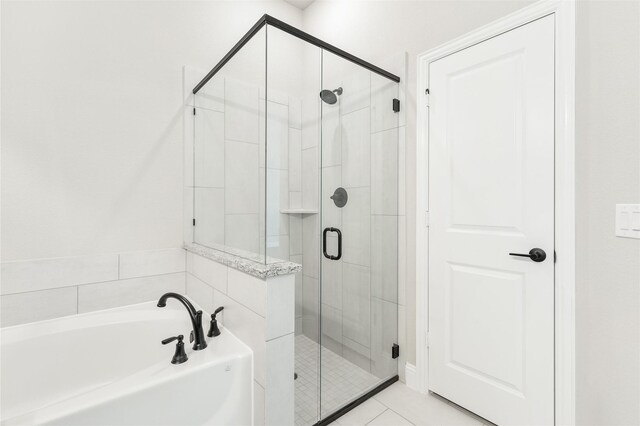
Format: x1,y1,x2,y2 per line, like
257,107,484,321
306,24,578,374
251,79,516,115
615,204,640,239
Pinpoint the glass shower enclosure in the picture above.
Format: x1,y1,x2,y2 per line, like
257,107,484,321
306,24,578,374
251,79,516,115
190,15,400,425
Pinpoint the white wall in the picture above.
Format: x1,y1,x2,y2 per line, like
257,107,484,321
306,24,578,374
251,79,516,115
1,0,302,262
302,0,535,366
575,1,640,424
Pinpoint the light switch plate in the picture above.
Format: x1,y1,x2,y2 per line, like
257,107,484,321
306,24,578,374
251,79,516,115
616,204,640,239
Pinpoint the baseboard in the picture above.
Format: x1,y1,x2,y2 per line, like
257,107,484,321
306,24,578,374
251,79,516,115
404,363,420,391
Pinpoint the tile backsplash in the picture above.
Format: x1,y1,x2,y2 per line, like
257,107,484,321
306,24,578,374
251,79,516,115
1,248,186,327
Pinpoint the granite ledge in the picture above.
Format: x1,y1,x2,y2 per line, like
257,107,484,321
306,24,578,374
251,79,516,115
183,243,301,280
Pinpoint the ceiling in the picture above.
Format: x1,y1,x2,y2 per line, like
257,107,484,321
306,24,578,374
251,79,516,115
282,0,316,10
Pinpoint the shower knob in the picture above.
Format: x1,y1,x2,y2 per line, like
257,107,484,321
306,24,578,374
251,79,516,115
330,187,348,208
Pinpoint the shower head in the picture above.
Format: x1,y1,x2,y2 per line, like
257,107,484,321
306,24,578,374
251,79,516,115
319,87,343,105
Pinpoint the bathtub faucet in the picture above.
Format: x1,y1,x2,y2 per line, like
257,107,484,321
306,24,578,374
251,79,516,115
157,293,208,351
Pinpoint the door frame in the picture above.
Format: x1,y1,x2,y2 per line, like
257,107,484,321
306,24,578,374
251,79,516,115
414,1,576,424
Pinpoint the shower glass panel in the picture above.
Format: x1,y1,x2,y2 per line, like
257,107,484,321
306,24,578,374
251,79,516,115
319,50,399,421
193,27,266,262
190,16,400,425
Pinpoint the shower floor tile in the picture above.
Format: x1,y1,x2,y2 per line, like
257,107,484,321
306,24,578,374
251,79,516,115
295,335,381,426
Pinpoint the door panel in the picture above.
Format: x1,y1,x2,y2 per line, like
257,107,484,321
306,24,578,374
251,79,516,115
429,16,555,425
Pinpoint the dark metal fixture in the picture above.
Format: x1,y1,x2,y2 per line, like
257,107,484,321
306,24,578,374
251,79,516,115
322,227,342,260
207,306,224,337
192,14,400,94
509,248,547,262
330,187,348,207
162,334,189,365
392,98,400,112
319,87,343,105
157,293,207,350
392,343,400,359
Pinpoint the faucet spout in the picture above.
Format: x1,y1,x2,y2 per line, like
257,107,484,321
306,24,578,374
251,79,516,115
157,292,208,351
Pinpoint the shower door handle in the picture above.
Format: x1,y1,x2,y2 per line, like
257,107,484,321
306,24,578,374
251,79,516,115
323,227,342,261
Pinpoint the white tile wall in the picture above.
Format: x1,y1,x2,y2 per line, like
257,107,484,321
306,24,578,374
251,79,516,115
266,274,295,340
184,250,297,424
185,273,215,314
1,248,188,327
342,187,371,267
302,214,319,278
321,106,342,167
371,73,399,134
341,108,370,188
266,332,295,425
302,274,319,342
301,147,318,210
255,381,266,426
186,251,227,293
371,297,398,379
342,262,371,349
266,101,289,170
225,214,260,253
78,272,185,313
1,254,118,295
267,169,289,237
289,129,302,192
289,215,303,256
194,188,225,246
227,268,267,317
119,248,185,280
225,78,260,144
341,67,370,115
1,287,77,327
288,97,302,130
321,251,342,310
371,215,398,304
225,140,260,214
321,166,343,228
371,128,399,215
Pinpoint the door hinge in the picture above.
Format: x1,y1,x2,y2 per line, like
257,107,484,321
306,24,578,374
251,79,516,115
392,343,400,359
392,98,400,113
425,211,430,227
192,218,196,226
554,250,557,263
193,107,196,115
426,331,430,348
425,88,430,107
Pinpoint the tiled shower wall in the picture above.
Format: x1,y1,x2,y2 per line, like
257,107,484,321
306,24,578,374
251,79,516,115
0,248,186,327
188,70,303,264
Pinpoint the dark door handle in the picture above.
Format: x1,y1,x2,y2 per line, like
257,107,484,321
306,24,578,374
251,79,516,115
509,248,547,262
323,227,342,260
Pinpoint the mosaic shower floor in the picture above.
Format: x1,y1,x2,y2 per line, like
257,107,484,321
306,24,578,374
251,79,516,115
295,335,381,426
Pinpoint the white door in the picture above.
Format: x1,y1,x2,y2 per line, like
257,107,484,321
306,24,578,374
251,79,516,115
428,16,555,425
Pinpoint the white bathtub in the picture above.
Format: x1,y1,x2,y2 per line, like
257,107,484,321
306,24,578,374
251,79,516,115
0,301,253,425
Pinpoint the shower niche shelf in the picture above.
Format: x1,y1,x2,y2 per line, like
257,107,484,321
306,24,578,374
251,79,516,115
280,209,318,215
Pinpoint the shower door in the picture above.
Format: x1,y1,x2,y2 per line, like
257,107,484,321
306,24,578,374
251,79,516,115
319,50,400,420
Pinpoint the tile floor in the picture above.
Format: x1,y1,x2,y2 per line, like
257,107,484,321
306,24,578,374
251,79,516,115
295,335,381,426
295,334,489,426
329,382,492,426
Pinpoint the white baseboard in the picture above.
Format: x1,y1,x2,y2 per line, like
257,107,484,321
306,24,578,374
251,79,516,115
404,363,420,392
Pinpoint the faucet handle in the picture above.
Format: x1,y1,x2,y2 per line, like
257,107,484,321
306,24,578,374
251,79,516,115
207,306,224,337
162,334,184,345
161,335,188,364
212,306,224,319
